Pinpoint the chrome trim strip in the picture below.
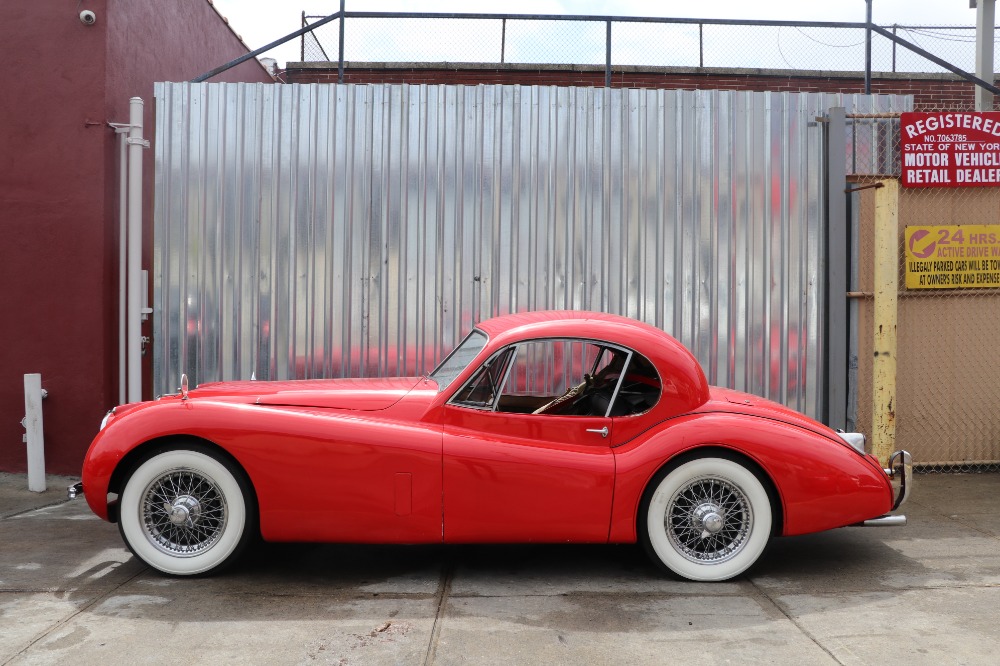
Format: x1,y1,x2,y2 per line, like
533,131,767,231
603,349,633,418
858,514,907,527
492,345,518,413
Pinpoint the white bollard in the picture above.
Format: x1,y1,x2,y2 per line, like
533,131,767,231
23,374,47,492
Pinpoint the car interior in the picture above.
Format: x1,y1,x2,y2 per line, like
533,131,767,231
451,339,661,417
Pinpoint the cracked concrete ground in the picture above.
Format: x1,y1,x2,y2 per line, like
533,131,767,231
1,471,999,665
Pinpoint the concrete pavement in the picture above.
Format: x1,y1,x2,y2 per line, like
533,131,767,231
1,471,999,665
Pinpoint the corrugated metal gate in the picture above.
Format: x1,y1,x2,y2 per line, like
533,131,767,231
153,82,908,419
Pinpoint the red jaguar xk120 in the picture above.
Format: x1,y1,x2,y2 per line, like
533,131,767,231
73,311,911,581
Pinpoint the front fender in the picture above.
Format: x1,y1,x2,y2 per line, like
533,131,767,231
609,412,894,542
81,399,259,521
82,398,444,543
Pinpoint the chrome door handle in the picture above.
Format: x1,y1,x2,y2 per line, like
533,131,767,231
586,427,609,438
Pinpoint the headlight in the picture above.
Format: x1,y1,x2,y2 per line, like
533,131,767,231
836,431,867,455
99,408,116,431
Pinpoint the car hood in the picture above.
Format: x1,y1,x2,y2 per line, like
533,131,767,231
188,377,427,411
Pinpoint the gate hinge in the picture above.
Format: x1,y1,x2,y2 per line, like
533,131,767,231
127,137,150,148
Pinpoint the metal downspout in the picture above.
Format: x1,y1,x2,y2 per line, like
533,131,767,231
127,98,147,403
118,127,127,405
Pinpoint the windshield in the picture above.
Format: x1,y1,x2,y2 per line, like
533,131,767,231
429,329,488,391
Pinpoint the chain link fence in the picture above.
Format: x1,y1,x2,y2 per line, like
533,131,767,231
852,126,1000,474
837,47,1000,473
300,14,996,76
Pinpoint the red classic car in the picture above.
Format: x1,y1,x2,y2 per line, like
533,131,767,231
73,311,911,581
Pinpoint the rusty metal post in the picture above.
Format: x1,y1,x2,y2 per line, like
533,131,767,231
872,179,899,465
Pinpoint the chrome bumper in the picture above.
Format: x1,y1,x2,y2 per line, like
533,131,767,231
860,514,906,527
885,450,912,511
67,482,83,500
855,449,912,527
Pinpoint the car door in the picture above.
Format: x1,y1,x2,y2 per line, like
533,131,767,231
441,339,620,543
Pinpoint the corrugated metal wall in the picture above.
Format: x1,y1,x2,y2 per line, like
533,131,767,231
153,82,909,418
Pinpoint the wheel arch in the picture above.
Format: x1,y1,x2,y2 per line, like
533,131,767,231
638,444,784,538
106,435,258,525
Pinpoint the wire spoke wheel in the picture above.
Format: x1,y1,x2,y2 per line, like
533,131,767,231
119,446,255,576
141,468,228,557
666,475,752,564
641,456,772,582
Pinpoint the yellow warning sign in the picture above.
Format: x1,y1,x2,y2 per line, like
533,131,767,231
905,225,1000,289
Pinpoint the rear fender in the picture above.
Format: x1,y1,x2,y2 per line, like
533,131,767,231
609,412,894,542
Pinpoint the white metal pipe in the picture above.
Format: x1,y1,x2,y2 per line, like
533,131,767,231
127,97,145,403
118,128,127,405
976,0,996,111
23,374,46,492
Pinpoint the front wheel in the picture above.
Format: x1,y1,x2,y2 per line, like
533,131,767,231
640,456,772,582
118,446,256,576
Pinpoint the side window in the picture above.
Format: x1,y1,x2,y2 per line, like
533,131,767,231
598,350,661,416
490,339,659,417
451,347,515,410
450,339,662,417
498,339,601,412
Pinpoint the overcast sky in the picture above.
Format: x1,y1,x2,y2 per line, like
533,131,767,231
213,1,983,68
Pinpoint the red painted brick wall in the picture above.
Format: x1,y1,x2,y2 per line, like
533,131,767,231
0,0,272,475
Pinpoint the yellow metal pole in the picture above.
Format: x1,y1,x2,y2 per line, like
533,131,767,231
872,179,899,466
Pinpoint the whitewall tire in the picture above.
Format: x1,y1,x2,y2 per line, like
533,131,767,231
641,456,773,582
118,446,255,576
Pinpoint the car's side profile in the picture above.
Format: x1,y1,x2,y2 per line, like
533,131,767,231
74,310,910,581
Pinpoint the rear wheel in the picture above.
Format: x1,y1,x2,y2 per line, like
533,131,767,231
118,446,255,576
640,456,772,581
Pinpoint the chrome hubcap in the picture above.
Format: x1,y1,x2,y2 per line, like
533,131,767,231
140,468,227,557
694,503,725,535
665,475,753,564
165,495,201,527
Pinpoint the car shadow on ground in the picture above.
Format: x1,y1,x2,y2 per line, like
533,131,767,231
223,527,915,594
231,540,657,588
67,531,922,633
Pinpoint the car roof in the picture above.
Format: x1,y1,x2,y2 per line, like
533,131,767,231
475,310,663,338
472,310,711,416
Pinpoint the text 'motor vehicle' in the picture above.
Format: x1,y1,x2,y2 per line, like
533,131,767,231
73,311,911,581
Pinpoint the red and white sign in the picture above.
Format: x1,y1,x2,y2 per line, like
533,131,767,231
900,111,1000,188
